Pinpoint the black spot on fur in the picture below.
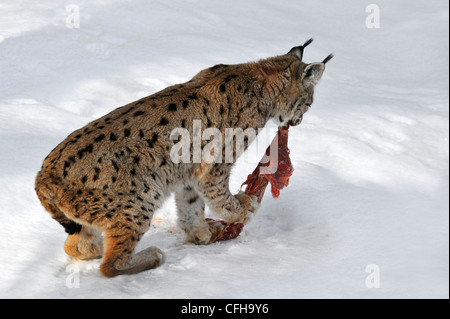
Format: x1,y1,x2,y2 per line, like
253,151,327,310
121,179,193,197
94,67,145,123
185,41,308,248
159,117,169,126
188,93,198,100
81,175,87,184
168,103,177,112
111,160,119,172
188,196,198,204
63,161,70,170
219,84,226,93
77,144,93,160
182,100,189,109
124,128,131,137
110,132,117,141
146,133,158,148
139,130,144,138
120,107,134,117
224,74,237,83
94,134,105,143
133,110,146,117
211,64,228,71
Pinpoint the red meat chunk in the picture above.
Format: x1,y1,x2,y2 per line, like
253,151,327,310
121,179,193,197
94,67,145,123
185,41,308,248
242,126,293,202
211,126,293,242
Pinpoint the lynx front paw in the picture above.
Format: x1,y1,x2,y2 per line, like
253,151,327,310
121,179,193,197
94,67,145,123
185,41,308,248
184,221,225,245
234,191,260,224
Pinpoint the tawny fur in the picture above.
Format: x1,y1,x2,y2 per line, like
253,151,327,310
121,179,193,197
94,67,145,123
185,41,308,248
35,48,326,277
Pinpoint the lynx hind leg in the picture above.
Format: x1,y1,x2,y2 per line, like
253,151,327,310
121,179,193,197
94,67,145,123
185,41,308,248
100,227,164,277
64,225,103,260
99,210,164,278
175,186,224,245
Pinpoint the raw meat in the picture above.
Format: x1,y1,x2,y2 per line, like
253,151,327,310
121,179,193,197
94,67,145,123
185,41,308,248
212,126,293,241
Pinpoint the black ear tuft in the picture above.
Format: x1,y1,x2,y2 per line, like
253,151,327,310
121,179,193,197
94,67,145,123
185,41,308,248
322,54,334,64
303,38,314,48
287,38,314,60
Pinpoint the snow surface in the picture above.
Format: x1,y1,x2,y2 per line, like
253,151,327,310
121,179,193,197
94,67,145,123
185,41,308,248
0,0,448,299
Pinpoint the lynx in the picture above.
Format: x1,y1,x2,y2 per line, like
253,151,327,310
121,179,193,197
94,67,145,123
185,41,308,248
35,40,330,277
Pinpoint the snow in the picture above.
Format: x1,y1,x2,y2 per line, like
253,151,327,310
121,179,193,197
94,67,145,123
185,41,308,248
0,0,448,299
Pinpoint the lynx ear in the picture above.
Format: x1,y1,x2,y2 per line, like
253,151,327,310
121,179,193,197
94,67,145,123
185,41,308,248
302,63,325,87
287,38,314,60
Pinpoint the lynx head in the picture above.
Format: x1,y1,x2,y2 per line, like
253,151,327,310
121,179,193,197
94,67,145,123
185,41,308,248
258,39,333,127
